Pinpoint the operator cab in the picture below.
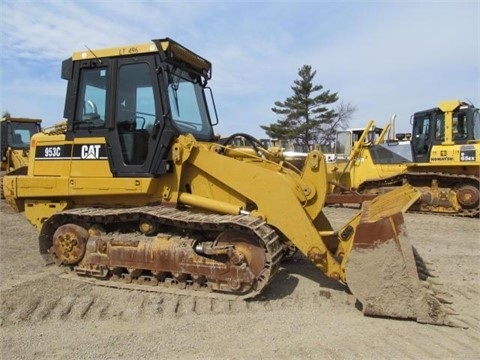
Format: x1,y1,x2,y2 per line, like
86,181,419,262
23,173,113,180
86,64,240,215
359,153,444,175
61,38,217,177
411,102,479,162
334,126,383,161
1,117,42,164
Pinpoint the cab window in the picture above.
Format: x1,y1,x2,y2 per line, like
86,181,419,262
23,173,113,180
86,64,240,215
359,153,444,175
116,62,155,165
452,112,467,140
413,115,431,155
434,114,444,141
74,68,107,130
167,72,214,140
474,110,480,140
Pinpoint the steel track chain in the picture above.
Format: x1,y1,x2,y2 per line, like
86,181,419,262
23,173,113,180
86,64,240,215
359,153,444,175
42,205,285,300
359,171,479,217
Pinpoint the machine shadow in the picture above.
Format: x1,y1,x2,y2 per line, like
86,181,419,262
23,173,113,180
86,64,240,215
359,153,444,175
250,253,349,302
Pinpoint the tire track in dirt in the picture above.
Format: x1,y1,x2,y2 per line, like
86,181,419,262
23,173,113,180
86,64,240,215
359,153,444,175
2,264,477,332
1,254,356,326
0,276,352,326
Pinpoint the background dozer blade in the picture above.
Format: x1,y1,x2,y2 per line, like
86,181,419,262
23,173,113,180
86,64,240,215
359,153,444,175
344,185,464,327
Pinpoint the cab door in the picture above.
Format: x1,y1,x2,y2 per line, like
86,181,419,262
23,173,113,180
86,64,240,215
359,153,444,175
107,55,177,176
411,114,432,163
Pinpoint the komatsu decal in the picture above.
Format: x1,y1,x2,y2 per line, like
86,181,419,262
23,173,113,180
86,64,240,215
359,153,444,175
431,157,454,161
35,144,107,160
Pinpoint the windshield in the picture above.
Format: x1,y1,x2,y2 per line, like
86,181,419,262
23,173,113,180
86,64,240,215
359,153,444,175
8,122,39,148
167,72,214,140
473,109,480,140
335,131,351,157
435,108,479,141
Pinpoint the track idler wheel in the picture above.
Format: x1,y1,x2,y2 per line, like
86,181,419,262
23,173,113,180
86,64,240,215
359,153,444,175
455,184,479,209
215,231,266,278
51,224,89,265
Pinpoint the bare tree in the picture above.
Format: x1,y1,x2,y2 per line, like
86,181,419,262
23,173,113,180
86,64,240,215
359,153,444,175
317,101,357,151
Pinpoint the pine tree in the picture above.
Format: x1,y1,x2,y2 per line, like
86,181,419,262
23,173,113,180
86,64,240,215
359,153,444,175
261,65,340,148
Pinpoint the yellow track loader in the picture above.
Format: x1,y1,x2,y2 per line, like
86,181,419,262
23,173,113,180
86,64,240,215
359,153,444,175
3,38,459,326
326,101,480,216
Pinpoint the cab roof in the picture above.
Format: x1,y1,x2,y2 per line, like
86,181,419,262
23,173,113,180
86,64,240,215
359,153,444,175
72,41,164,61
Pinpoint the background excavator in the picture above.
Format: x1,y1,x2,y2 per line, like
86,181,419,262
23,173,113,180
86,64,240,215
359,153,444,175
326,100,480,216
0,116,42,198
3,38,460,326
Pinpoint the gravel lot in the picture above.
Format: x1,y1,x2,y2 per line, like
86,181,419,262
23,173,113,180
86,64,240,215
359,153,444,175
1,200,479,359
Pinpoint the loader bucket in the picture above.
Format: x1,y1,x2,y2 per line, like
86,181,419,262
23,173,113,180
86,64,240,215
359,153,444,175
344,185,462,327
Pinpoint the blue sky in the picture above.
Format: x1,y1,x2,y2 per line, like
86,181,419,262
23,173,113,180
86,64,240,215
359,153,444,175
1,0,478,138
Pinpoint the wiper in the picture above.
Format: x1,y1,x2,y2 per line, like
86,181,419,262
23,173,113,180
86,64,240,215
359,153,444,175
171,85,180,117
168,70,181,117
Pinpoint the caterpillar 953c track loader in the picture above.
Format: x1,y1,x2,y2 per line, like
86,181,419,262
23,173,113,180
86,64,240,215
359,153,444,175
3,38,459,326
326,101,479,216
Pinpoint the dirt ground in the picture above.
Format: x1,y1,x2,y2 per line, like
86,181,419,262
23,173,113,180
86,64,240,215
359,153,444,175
0,199,479,360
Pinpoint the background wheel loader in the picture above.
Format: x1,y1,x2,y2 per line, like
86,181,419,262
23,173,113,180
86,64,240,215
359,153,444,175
0,116,42,198
2,38,460,326
326,100,480,216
